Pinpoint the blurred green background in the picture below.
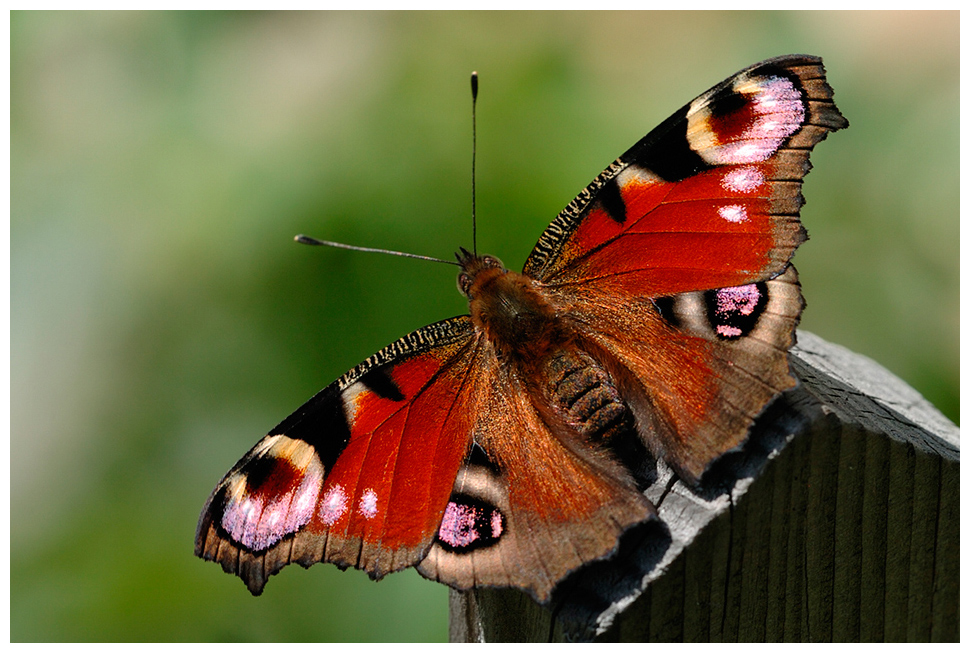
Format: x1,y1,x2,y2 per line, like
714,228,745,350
11,11,958,642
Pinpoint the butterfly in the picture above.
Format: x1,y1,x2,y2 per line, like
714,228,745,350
196,54,846,604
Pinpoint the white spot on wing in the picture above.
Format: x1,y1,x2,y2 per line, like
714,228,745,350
341,382,367,426
319,484,348,525
616,164,661,188
718,205,748,223
290,464,324,525
722,167,764,193
359,488,379,519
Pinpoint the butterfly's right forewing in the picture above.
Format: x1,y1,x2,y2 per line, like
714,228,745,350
195,316,481,594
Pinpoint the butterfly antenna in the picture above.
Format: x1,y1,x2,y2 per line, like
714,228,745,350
470,71,479,257
295,234,460,267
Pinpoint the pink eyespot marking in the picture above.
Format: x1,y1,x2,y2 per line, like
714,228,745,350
438,502,480,549
437,499,504,551
358,488,378,519
722,167,764,193
219,445,324,551
319,484,348,525
718,204,748,223
221,480,322,551
701,76,806,165
742,77,804,152
716,284,761,315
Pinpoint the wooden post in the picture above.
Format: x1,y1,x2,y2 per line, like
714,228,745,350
449,331,959,642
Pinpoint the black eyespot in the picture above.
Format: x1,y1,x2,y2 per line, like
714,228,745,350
704,282,768,340
436,495,505,553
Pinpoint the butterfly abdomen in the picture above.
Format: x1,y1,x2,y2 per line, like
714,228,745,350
545,349,631,442
463,256,634,445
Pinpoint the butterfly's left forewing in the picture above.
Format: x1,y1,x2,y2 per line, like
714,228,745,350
525,56,846,296
195,317,482,594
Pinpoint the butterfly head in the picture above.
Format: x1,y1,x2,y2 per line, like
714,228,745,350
456,247,505,299
456,246,566,362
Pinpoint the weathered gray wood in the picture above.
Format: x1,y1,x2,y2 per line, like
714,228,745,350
449,330,959,642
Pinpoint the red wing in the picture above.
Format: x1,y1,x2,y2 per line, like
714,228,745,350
523,55,847,297
195,317,484,595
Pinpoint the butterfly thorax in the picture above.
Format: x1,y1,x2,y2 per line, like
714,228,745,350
457,250,632,444
457,250,564,363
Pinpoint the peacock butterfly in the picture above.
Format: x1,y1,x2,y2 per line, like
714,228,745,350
196,54,846,603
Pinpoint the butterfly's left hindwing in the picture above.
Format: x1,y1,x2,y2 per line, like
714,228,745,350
195,317,480,594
